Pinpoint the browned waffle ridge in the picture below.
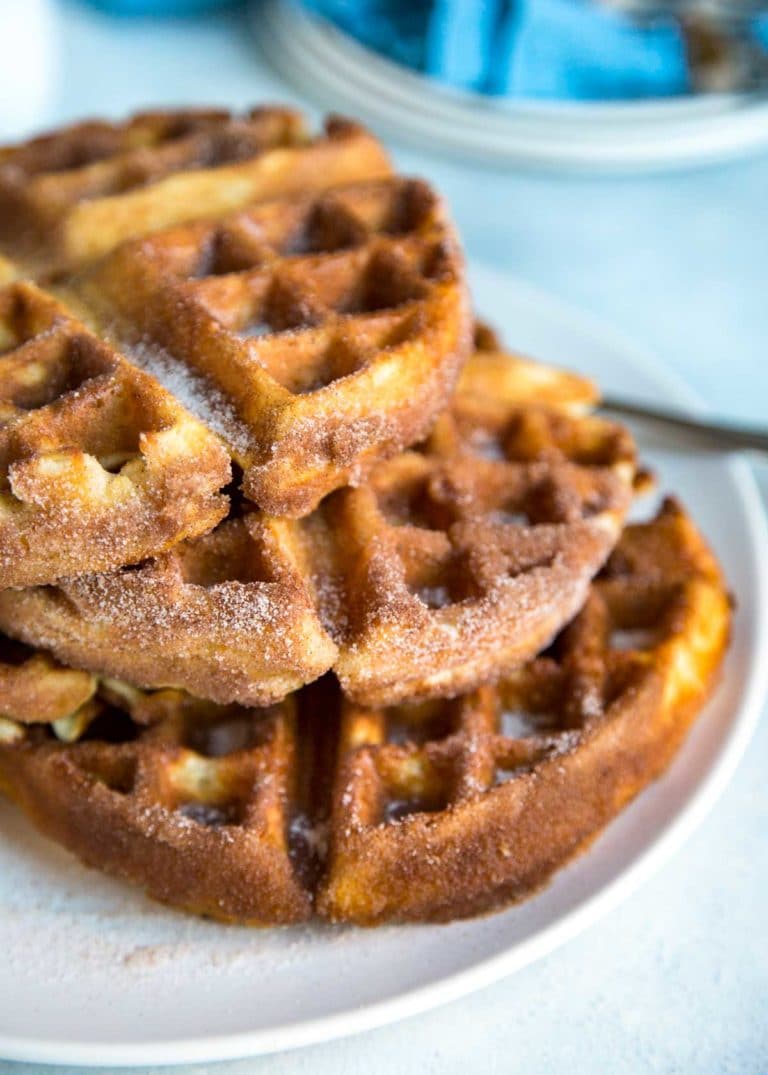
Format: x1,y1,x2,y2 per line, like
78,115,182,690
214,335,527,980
0,108,392,275
459,321,599,417
0,106,475,564
0,634,95,731
0,500,730,925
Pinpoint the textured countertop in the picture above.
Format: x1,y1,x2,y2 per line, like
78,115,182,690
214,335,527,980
4,3,767,1071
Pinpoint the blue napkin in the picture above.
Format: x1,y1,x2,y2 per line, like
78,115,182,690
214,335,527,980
757,14,768,49
306,0,692,100
86,0,234,14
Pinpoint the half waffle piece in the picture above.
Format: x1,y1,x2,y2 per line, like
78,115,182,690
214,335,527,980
318,498,732,923
0,337,636,707
321,380,638,705
0,506,338,707
0,677,313,925
0,500,730,925
0,281,230,586
0,108,392,276
71,175,473,516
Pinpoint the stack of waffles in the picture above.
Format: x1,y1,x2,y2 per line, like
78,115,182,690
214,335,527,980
0,108,730,924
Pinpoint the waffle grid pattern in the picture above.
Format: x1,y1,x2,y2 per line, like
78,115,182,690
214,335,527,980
0,282,230,586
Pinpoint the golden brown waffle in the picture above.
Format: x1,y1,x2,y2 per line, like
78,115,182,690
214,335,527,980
0,679,313,924
71,176,472,516
0,281,230,586
0,337,634,706
319,498,731,923
322,382,637,706
0,501,730,925
0,108,392,275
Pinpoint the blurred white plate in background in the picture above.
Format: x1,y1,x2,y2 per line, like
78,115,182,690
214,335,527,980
0,265,766,1066
255,0,768,172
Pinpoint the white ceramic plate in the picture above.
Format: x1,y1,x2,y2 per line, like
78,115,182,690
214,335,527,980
255,0,768,172
1,265,766,1067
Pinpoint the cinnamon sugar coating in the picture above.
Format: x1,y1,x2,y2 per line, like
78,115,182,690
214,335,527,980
72,176,472,516
0,107,472,573
0,634,95,732
0,282,230,586
319,498,731,922
0,337,635,707
0,683,312,924
323,389,636,705
0,511,337,706
0,502,731,924
0,105,731,928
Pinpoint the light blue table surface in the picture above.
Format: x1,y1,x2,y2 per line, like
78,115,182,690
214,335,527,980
4,3,767,1073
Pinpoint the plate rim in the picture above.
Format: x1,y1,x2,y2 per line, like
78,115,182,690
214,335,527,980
2,265,767,1067
255,0,768,172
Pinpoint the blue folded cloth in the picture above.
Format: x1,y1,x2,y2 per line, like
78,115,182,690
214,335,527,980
307,0,692,99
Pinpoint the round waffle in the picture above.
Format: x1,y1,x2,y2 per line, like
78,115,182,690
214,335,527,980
0,335,635,707
0,500,730,925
